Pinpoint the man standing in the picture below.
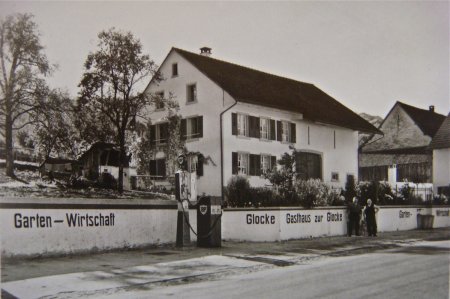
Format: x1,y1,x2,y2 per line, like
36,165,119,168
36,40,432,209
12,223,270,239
364,199,379,237
347,197,361,236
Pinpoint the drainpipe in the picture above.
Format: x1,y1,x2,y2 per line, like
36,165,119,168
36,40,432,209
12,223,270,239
220,90,237,201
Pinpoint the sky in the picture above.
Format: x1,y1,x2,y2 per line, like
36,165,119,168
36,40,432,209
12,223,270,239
1,1,449,118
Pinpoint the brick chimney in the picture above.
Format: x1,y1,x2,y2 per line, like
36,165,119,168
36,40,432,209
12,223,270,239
429,105,435,112
200,47,212,57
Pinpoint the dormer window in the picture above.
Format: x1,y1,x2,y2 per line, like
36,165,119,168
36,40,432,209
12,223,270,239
172,63,178,77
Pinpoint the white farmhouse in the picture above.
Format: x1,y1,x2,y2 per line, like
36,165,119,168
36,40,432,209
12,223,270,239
144,47,380,197
429,114,450,195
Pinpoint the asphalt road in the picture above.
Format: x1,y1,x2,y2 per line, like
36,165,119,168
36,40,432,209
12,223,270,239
102,240,450,299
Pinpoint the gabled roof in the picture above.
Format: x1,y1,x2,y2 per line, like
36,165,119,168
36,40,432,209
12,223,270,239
397,102,446,137
79,142,119,161
429,114,450,149
172,48,381,134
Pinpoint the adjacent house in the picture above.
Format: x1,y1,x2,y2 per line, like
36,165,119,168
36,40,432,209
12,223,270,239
144,47,380,197
429,114,450,195
78,142,136,190
359,101,446,183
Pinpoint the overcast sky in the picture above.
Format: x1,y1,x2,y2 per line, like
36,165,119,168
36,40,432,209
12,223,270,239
1,1,448,117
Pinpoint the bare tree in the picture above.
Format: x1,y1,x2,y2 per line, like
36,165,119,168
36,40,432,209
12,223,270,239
0,13,52,177
78,28,159,193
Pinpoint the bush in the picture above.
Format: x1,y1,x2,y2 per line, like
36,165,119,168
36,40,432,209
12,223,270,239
295,179,339,208
224,176,252,207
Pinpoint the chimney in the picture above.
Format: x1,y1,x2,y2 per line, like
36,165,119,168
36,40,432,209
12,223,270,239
429,105,435,112
200,47,212,57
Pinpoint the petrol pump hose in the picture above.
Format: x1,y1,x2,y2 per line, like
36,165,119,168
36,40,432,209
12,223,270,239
178,196,223,239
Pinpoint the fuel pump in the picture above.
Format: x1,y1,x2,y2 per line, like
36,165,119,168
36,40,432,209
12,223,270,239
175,154,191,247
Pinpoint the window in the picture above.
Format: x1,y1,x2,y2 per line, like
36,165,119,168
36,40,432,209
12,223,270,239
181,116,203,140
282,121,290,142
187,154,204,176
238,153,249,175
155,91,164,110
149,159,166,179
261,155,271,174
155,123,168,145
188,155,198,173
277,121,296,143
295,152,322,180
260,118,270,140
172,63,178,77
187,84,197,103
237,114,248,136
331,172,339,182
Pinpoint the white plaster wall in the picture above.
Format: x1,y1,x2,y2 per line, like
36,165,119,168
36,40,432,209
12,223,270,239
376,207,419,232
222,103,359,189
432,207,450,227
222,208,281,241
280,208,348,239
433,148,450,191
145,50,235,197
1,199,199,257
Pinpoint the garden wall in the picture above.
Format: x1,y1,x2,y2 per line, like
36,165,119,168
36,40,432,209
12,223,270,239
223,206,450,242
0,198,197,258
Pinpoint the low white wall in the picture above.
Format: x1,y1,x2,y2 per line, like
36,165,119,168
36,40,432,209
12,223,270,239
223,206,450,242
223,207,348,242
0,198,197,258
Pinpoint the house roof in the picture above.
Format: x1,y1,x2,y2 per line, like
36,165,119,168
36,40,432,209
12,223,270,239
172,48,381,134
79,142,119,160
429,114,450,149
397,102,446,137
39,157,79,168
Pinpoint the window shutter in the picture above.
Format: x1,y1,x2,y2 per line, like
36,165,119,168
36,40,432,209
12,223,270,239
149,160,156,175
255,154,261,176
249,154,257,176
271,156,277,171
290,123,296,143
276,121,282,141
181,119,187,140
150,125,156,146
197,116,203,138
249,116,260,138
232,152,238,175
196,155,204,176
232,113,237,135
157,159,166,178
270,120,276,140
162,123,169,143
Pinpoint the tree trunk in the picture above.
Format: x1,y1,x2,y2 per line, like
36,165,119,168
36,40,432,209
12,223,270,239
5,95,15,177
118,135,125,194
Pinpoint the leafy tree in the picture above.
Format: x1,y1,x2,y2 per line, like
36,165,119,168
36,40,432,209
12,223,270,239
33,89,80,159
77,28,159,193
0,13,52,177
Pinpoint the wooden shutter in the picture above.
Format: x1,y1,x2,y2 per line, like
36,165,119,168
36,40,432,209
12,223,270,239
149,160,156,175
290,123,296,143
249,154,260,176
276,121,282,141
150,125,156,146
271,156,277,171
249,116,260,138
232,152,238,175
157,159,166,178
196,155,204,176
180,119,187,140
232,113,237,135
270,120,276,140
197,116,203,138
